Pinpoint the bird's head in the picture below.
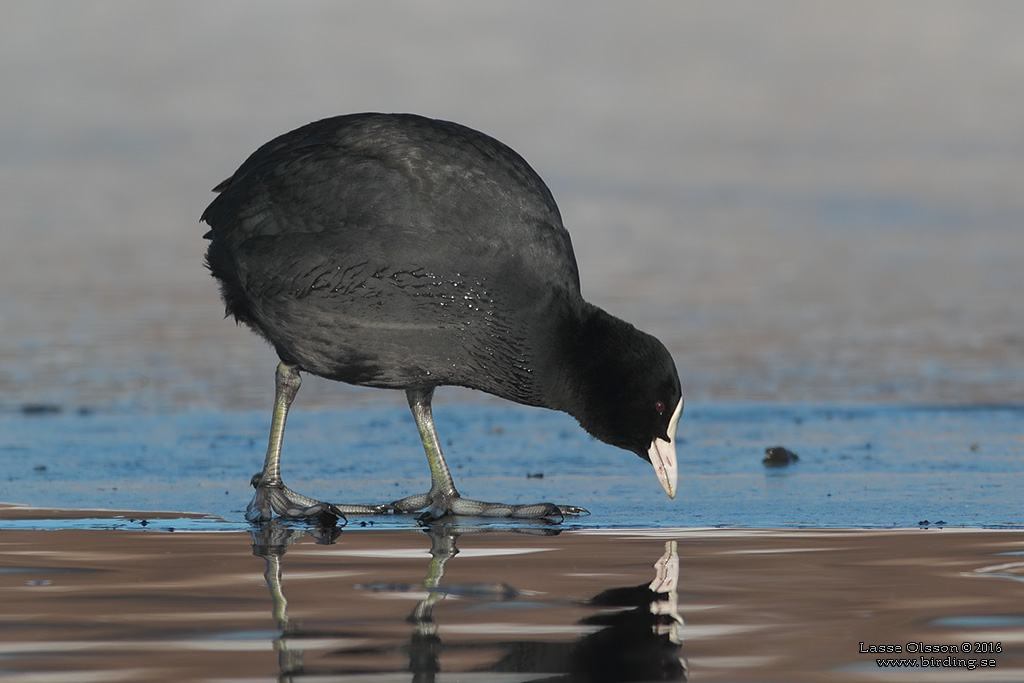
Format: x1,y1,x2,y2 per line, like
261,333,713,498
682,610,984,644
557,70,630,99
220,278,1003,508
567,311,683,499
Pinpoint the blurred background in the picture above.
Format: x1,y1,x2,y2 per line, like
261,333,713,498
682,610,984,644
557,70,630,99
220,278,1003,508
2,0,1022,413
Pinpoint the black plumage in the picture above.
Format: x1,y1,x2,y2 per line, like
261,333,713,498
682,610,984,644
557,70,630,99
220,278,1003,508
202,113,682,522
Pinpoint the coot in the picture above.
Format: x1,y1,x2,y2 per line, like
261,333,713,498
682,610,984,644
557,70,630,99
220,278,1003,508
202,113,682,523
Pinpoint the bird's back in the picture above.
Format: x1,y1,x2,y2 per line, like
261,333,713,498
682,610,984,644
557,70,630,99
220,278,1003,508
202,113,584,401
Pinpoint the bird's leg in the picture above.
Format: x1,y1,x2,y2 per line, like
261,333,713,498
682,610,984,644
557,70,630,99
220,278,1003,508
246,362,389,524
389,388,589,521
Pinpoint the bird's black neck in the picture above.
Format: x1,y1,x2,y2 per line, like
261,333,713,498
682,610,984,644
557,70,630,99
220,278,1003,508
540,301,640,441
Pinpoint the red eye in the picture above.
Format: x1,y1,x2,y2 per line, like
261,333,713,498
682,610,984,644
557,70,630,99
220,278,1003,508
654,400,666,414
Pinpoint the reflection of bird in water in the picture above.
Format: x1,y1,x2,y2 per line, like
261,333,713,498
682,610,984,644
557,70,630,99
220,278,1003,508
251,523,685,681
203,113,683,524
250,521,338,676
483,540,686,682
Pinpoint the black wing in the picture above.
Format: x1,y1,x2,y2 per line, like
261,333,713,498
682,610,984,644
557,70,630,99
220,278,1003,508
202,113,579,294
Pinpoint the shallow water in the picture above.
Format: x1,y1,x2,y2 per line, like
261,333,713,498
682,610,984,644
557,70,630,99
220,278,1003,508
3,403,1022,530
2,519,1023,682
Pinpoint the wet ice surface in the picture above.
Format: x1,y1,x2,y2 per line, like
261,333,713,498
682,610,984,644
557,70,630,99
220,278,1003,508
2,402,1022,531
2,522,1024,682
5,400,1021,680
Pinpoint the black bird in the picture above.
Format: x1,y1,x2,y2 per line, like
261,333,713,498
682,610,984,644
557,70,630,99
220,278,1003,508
202,113,682,522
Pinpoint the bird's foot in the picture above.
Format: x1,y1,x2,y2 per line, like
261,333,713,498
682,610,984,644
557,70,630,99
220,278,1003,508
245,473,392,525
389,490,589,523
